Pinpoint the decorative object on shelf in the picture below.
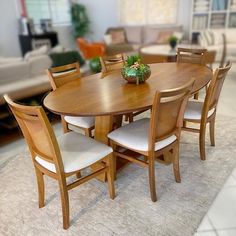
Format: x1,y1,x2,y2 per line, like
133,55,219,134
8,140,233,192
40,19,53,33
89,57,102,73
70,3,90,38
169,35,178,49
121,55,151,85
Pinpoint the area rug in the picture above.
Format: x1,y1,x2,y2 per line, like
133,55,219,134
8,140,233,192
1,115,236,236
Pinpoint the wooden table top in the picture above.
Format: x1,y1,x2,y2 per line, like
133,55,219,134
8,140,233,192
44,63,212,116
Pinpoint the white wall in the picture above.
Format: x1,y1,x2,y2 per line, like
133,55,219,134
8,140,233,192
77,0,119,41
79,0,191,41
0,0,21,57
177,0,191,39
0,0,191,56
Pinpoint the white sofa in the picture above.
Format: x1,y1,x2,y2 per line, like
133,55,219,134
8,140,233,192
198,29,236,62
0,46,90,105
0,54,52,105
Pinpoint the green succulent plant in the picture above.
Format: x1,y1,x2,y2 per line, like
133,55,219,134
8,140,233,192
122,54,151,84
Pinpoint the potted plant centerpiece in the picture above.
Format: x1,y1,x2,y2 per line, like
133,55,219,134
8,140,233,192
169,35,178,50
122,55,151,85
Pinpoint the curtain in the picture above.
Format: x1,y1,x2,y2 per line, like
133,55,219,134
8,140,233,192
119,0,178,25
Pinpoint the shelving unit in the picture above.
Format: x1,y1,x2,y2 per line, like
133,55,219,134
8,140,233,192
190,0,236,43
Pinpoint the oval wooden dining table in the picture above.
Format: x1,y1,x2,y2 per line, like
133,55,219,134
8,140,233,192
44,62,212,139
44,62,212,181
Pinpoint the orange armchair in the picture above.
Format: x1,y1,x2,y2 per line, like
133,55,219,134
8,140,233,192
77,38,105,60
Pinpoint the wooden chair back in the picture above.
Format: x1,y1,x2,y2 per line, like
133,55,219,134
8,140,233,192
205,50,216,68
140,52,168,64
220,33,226,68
4,95,63,173
148,79,195,150
47,62,81,90
100,54,125,77
204,61,231,113
177,47,207,65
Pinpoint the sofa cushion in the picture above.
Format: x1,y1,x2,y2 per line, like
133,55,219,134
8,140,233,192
211,29,224,45
156,30,173,44
28,55,52,77
110,30,126,44
0,74,51,105
130,43,142,51
24,45,49,61
0,57,23,65
0,61,30,85
143,25,182,44
106,27,127,45
225,29,236,44
124,26,142,44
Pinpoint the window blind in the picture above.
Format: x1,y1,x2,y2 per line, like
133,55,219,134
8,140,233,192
119,0,178,25
25,0,71,25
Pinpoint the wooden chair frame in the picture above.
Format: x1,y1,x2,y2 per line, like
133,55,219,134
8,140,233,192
182,61,232,160
46,62,94,136
4,95,115,229
100,53,125,78
109,79,195,202
177,47,207,100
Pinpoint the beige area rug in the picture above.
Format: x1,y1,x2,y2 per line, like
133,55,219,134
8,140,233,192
1,115,236,236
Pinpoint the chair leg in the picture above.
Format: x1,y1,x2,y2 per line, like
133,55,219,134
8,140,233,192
58,179,70,230
85,128,92,137
194,92,199,100
76,171,82,178
209,118,216,147
128,113,134,123
61,116,69,133
148,154,157,202
199,124,206,161
35,167,45,208
172,145,181,183
106,154,115,199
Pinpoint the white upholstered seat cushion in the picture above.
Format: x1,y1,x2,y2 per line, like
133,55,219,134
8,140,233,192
184,100,215,120
108,118,177,152
64,115,95,129
35,132,112,173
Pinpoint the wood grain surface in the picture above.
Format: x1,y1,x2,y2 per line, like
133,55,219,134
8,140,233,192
44,63,212,117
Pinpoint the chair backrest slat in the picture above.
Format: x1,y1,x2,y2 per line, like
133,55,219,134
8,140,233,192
204,61,231,113
4,95,63,169
148,79,195,150
177,47,207,65
47,62,81,90
100,54,125,77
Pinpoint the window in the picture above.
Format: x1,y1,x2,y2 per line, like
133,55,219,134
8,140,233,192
26,0,71,25
119,0,178,25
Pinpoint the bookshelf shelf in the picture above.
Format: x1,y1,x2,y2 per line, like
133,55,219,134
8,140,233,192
190,0,236,42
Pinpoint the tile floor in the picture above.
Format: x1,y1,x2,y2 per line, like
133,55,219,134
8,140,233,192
1,64,236,236
194,64,236,236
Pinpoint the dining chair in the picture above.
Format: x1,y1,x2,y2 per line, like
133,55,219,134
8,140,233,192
100,53,150,123
182,61,232,161
77,37,105,60
177,47,207,65
47,62,95,136
140,51,168,64
108,79,195,202
100,53,125,78
177,47,207,100
4,94,115,229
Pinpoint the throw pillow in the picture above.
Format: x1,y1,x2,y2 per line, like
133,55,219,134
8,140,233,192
110,30,126,44
156,30,173,44
104,34,112,45
24,45,49,61
50,45,65,54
